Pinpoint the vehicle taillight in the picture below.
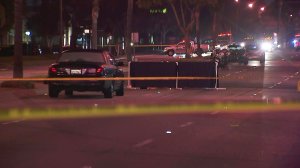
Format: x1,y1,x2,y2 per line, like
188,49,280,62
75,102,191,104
96,67,103,73
50,67,57,73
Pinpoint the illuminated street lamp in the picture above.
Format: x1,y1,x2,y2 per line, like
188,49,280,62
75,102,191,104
235,0,239,2
260,7,265,12
25,31,31,44
248,3,254,8
25,31,31,36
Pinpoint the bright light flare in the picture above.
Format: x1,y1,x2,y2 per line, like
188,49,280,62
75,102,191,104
248,3,254,8
293,40,298,44
261,42,272,51
240,42,245,47
260,7,265,11
25,31,31,36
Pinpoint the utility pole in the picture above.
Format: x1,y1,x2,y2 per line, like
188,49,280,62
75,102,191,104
13,0,23,78
125,0,133,62
92,0,99,50
278,0,283,45
59,0,63,54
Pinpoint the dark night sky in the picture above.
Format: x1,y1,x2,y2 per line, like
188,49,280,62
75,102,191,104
23,0,300,43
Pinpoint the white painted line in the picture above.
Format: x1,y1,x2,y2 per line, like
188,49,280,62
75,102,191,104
211,111,220,115
204,88,227,90
1,120,25,125
166,130,172,134
180,122,194,128
133,139,154,148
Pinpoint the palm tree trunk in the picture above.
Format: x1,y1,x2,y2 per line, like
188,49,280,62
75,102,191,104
91,0,99,49
195,7,200,50
125,0,133,62
13,0,23,78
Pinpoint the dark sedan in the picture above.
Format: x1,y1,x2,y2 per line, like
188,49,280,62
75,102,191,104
47,50,124,98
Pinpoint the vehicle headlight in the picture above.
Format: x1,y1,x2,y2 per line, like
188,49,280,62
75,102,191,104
240,42,245,47
261,42,272,51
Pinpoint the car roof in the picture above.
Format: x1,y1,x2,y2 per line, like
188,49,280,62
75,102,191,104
63,49,106,53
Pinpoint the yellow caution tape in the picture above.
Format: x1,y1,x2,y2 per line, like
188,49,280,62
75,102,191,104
0,76,218,82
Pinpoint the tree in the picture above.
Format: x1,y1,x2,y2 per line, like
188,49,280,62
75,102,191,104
28,0,60,51
91,0,99,49
13,0,23,78
137,0,217,58
0,0,14,46
125,0,133,61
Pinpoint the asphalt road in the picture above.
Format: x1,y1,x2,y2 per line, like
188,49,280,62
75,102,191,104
1,49,300,168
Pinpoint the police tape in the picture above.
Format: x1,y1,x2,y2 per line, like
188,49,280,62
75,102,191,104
0,76,218,82
2,103,300,122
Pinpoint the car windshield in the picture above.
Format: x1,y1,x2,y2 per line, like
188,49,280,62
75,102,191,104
228,45,243,50
246,45,259,50
58,52,105,63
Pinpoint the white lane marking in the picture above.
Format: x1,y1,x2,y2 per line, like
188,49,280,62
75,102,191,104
179,122,194,128
133,139,154,148
166,130,172,134
82,166,92,168
1,120,25,125
211,111,220,115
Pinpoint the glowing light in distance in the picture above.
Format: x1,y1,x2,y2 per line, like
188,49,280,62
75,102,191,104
248,3,254,8
240,42,245,47
261,42,272,51
25,31,31,36
293,40,298,44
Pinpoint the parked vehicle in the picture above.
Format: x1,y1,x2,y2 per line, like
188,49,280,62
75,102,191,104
212,44,248,67
163,41,210,56
46,50,124,98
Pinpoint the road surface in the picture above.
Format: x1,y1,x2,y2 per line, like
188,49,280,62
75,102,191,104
0,49,300,168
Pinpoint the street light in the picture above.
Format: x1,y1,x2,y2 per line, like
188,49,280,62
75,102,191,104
59,0,63,54
235,0,239,2
260,7,265,12
248,3,254,8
